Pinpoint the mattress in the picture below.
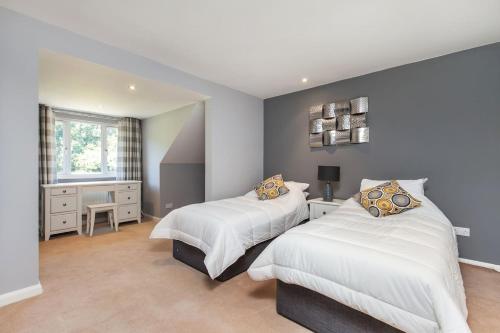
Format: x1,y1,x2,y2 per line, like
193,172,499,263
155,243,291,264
150,182,309,279
248,197,470,333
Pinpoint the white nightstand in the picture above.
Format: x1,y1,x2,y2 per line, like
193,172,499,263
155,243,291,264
308,198,346,220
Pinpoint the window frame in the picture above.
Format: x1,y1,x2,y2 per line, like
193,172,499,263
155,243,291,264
55,115,119,180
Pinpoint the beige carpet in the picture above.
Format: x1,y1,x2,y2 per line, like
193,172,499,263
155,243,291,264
0,219,499,333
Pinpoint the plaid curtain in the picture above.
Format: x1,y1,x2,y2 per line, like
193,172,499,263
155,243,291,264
39,104,56,236
117,117,142,180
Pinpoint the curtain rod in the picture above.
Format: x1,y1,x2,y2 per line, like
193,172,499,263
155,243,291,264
53,107,122,122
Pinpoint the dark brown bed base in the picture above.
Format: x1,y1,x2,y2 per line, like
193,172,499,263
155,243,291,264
173,237,276,281
276,280,403,333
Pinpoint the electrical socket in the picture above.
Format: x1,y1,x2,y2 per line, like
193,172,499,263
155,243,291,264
454,227,470,237
165,202,174,209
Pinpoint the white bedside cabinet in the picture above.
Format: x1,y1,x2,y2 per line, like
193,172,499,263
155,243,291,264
308,198,346,220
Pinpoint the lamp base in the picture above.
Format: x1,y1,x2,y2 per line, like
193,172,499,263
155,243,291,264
323,182,333,202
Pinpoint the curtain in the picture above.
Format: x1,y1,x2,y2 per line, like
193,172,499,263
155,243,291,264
117,117,142,181
39,104,56,236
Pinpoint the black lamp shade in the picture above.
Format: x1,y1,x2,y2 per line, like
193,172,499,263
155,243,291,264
318,166,340,182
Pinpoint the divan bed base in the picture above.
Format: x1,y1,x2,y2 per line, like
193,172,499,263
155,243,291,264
173,238,276,282
276,280,403,333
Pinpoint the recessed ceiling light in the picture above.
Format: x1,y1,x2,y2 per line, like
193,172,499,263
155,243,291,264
129,84,136,91
301,78,308,83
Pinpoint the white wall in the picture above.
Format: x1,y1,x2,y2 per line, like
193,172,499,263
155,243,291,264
0,8,39,295
0,7,263,297
205,95,263,199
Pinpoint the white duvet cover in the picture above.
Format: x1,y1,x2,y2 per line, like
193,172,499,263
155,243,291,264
150,182,309,279
248,197,470,333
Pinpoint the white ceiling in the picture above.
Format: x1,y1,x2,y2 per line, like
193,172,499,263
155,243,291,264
4,0,500,98
39,50,206,118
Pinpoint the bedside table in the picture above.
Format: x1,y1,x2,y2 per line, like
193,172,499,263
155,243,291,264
308,198,346,220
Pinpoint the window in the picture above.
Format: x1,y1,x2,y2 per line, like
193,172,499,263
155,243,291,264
55,117,118,179
106,127,118,173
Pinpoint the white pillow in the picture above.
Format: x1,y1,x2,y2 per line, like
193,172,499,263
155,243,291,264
244,190,258,198
360,178,428,198
303,192,310,198
285,181,310,191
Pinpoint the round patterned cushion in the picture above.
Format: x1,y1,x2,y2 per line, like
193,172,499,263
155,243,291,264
255,174,290,200
355,180,421,218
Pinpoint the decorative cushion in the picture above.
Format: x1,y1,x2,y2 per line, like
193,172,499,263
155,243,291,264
255,174,290,200
357,180,421,217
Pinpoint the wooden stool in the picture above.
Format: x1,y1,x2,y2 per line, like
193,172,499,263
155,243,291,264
86,203,118,237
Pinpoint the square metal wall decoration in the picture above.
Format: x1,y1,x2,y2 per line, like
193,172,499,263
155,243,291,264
350,114,367,129
308,97,369,147
309,105,323,120
309,133,323,148
309,118,323,134
322,118,336,131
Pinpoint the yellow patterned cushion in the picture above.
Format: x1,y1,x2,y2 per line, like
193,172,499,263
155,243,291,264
255,174,289,200
357,180,421,217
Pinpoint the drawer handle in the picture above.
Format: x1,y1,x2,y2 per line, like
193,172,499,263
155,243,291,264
62,220,67,224
63,203,67,207
128,197,131,200
322,211,326,215
62,190,67,193
128,186,131,189
128,211,131,214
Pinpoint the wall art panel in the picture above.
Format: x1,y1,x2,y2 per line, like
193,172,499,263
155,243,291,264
308,97,369,147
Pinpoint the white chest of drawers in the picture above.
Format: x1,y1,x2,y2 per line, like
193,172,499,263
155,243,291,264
42,180,141,241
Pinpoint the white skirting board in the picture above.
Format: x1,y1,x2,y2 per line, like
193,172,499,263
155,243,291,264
0,282,43,308
459,258,500,272
143,213,161,222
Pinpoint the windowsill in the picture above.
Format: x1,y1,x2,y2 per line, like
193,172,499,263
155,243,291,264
57,174,117,183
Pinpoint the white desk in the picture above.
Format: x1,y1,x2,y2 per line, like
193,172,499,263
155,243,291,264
41,180,141,241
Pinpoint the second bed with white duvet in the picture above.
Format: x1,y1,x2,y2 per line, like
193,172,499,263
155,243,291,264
248,196,470,333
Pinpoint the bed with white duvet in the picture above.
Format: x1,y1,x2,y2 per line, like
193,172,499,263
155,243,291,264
248,195,470,333
150,181,309,279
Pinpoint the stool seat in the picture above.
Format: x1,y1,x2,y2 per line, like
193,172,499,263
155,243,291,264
87,203,117,211
86,203,118,237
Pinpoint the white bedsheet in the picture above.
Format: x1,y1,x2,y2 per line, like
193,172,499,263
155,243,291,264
149,183,309,279
248,197,470,333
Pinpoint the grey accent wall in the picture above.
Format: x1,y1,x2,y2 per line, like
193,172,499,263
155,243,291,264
160,164,205,217
142,104,198,217
264,43,500,264
0,7,262,297
159,103,205,217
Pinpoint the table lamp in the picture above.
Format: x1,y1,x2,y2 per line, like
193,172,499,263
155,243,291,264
318,166,340,202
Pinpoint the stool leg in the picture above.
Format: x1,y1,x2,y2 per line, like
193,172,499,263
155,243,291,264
90,210,96,237
114,207,118,232
108,211,113,229
86,209,90,234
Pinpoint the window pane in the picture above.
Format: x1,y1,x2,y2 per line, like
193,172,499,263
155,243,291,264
106,127,118,173
55,121,64,173
70,121,102,174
